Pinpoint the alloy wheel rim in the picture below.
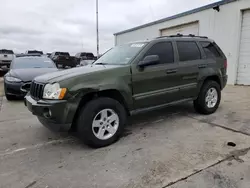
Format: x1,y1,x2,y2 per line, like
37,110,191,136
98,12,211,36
92,109,119,140
205,87,218,108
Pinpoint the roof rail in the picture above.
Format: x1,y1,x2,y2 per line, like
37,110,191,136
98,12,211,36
156,33,208,39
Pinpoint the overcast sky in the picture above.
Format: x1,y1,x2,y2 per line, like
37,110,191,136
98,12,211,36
0,0,218,55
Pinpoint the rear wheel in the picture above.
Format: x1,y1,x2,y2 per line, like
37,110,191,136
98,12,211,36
76,97,127,148
194,80,221,115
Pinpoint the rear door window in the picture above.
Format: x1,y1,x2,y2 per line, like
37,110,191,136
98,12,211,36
177,41,201,61
144,42,174,64
200,41,221,58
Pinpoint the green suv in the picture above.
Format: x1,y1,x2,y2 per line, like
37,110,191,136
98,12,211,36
24,35,228,148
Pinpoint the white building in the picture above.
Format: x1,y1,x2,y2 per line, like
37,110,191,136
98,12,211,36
114,0,250,85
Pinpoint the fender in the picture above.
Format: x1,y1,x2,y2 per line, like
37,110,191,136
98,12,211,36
197,67,223,91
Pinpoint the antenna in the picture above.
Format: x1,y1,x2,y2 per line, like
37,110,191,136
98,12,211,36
96,0,100,57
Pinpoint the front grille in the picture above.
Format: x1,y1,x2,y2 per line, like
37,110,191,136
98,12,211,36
21,82,31,92
30,81,45,100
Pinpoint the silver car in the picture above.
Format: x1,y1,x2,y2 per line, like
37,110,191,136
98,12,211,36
0,49,15,68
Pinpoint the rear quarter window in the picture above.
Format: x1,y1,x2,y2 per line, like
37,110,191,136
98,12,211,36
200,41,221,58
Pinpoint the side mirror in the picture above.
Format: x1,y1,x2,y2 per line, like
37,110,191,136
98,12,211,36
138,55,160,68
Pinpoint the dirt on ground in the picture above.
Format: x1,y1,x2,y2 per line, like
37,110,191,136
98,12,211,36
0,78,3,97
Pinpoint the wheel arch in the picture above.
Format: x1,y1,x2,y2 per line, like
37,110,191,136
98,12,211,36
199,75,222,91
70,89,130,131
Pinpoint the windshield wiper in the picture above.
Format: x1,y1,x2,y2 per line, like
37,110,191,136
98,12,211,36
94,62,107,65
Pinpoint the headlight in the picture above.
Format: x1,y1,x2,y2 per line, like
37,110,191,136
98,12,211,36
43,83,67,99
5,76,22,83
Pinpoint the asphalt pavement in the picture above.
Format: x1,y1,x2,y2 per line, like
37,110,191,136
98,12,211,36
0,86,250,188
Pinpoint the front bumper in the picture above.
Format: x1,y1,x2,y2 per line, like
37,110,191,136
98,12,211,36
0,61,11,68
4,81,27,97
24,95,73,132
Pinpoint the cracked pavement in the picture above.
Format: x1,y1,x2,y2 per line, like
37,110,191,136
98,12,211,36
0,86,250,188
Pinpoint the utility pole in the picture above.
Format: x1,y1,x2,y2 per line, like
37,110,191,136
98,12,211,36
96,0,99,57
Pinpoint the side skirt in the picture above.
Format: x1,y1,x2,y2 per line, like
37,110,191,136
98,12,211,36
130,98,193,116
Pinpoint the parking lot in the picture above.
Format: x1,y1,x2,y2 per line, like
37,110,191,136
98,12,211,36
0,83,250,188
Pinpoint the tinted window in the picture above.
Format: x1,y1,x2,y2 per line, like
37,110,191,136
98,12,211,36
0,50,14,54
144,42,174,64
12,58,56,69
177,41,201,61
200,41,221,58
59,52,70,56
27,50,43,55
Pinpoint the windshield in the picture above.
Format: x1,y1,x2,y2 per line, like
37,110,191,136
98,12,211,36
94,43,147,65
12,57,56,69
81,60,95,65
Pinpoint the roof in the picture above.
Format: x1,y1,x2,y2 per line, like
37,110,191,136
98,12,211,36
16,54,43,58
114,0,237,36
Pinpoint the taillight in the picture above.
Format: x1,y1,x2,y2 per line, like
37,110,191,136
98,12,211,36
224,60,227,69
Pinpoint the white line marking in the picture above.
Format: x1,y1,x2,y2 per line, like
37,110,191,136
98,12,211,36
2,148,26,156
0,138,73,157
151,119,164,124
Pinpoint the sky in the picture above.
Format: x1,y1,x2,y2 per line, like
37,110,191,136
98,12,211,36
0,0,219,55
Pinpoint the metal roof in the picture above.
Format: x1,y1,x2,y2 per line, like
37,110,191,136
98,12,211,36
114,0,237,36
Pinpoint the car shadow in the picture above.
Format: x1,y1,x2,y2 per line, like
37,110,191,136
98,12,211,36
7,100,197,151
74,102,196,150
127,102,195,128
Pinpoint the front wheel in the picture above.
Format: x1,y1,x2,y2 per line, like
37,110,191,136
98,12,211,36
76,97,127,148
194,80,221,115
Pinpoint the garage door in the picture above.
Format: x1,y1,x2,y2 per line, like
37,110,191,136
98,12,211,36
161,22,199,36
237,10,250,85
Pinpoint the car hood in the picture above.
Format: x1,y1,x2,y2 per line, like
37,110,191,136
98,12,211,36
34,64,123,83
9,68,58,82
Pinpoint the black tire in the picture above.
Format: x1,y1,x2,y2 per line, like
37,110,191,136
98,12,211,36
76,97,127,148
193,80,221,115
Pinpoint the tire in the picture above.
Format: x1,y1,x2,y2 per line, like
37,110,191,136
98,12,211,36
76,97,127,148
193,80,221,115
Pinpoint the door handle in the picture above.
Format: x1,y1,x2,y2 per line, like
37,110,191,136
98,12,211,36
198,64,208,69
166,69,178,74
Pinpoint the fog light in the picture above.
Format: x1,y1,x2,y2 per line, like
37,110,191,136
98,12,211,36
43,108,52,118
48,109,52,117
